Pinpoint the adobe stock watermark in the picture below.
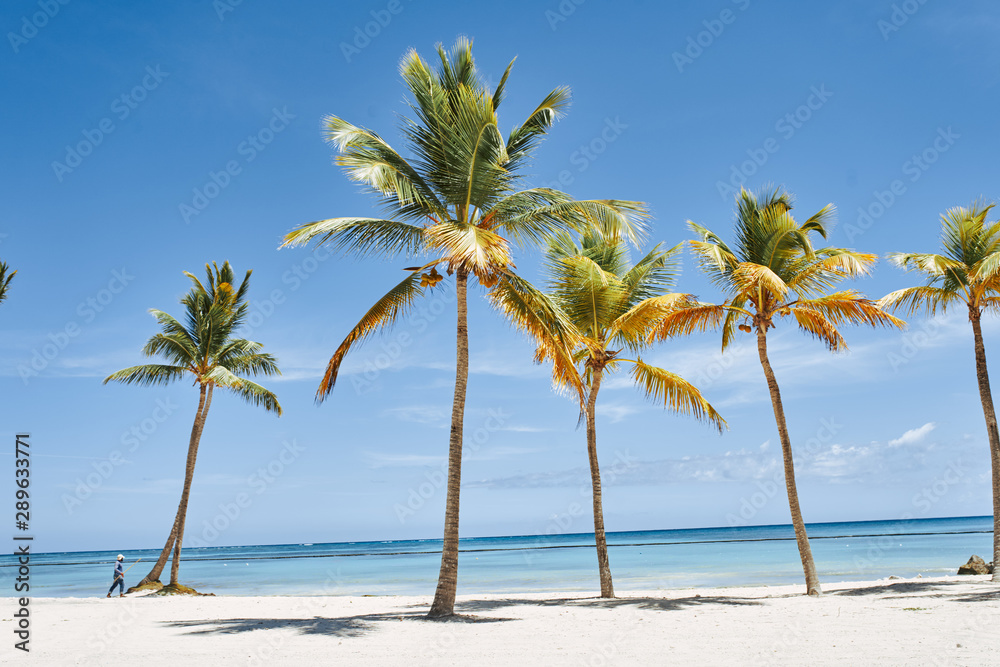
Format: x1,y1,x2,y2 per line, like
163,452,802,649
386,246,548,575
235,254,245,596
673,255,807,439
877,0,929,41
886,314,947,372
51,65,169,182
16,267,135,384
213,0,243,21
179,107,296,224
187,439,306,547
726,417,843,527
340,0,411,62
393,408,510,523
842,127,959,243
7,0,71,54
523,448,639,566
716,84,833,200
672,0,751,73
853,458,967,574
350,280,456,395
545,0,585,31
62,398,179,514
238,246,337,343
541,117,628,191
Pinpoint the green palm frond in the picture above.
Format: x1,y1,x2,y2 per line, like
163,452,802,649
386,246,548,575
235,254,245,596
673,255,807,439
0,261,16,305
877,286,959,316
282,217,427,258
205,366,282,415
108,263,281,416
505,86,571,171
221,350,281,378
104,364,189,387
628,358,726,432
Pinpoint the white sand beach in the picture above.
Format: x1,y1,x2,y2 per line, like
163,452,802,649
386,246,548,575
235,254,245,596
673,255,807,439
8,575,998,666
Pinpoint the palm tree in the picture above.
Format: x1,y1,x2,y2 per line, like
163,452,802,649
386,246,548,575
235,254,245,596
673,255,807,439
104,261,281,590
281,38,648,617
653,187,904,596
492,234,725,597
879,201,1000,581
0,261,15,304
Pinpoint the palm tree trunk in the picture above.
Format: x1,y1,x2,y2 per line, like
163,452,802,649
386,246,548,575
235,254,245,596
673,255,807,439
428,270,469,618
133,384,211,587
585,365,614,597
132,514,179,588
169,384,214,585
757,328,822,596
969,311,1000,581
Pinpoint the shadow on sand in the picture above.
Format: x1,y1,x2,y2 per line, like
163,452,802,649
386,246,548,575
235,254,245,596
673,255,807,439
165,594,761,639
165,580,997,639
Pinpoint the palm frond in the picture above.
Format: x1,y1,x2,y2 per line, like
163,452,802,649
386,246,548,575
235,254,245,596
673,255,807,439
651,302,730,342
0,261,16,305
792,292,906,333
103,364,189,387
281,217,426,259
205,366,282,415
316,266,430,400
876,285,959,316
628,358,726,432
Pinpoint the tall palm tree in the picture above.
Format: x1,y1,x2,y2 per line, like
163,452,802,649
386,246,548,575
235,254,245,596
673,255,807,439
104,261,281,589
0,261,15,305
281,38,648,617
492,234,725,597
653,187,904,596
879,201,1000,581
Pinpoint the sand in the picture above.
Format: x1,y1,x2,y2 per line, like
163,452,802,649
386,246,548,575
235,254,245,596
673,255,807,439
6,575,999,666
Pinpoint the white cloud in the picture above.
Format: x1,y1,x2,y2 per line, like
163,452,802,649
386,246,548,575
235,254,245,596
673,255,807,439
364,452,445,468
381,405,448,425
595,403,640,423
889,422,936,447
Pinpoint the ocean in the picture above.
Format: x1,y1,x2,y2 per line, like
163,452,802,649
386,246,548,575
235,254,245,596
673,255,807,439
3,516,993,598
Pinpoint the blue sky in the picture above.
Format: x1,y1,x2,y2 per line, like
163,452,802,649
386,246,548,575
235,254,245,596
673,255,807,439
2,0,999,554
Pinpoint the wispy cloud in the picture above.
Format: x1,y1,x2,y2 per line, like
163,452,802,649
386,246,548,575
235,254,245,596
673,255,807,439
595,403,640,423
889,422,936,447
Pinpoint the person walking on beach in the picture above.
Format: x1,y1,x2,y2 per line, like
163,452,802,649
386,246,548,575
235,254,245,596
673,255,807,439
107,554,125,597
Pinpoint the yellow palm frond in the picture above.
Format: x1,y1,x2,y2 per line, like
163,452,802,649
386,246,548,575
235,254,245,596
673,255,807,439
317,263,437,400
791,292,905,347
651,303,729,342
628,358,726,432
731,262,790,301
609,293,695,349
789,307,848,351
426,220,513,278
488,272,584,402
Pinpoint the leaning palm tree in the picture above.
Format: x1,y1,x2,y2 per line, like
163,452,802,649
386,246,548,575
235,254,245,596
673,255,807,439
104,261,281,590
492,234,725,597
281,38,647,617
0,261,15,304
879,201,1000,581
654,187,904,596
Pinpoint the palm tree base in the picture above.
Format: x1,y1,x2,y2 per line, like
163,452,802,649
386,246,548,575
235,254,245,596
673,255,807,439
149,583,214,596
125,580,164,595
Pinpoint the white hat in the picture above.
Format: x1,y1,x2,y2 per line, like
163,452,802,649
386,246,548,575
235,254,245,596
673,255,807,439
117,554,124,560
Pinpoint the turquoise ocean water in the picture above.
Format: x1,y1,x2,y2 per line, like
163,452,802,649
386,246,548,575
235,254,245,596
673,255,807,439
2,516,992,597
